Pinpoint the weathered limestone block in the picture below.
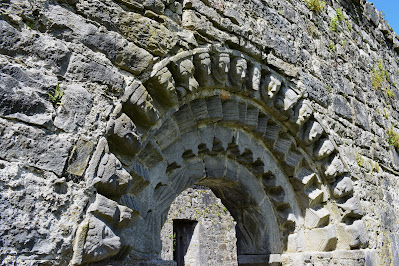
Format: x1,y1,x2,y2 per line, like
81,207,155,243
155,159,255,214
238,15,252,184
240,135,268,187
324,156,345,182
333,176,354,198
107,113,141,157
54,84,93,132
212,52,230,87
313,138,335,160
121,80,159,127
45,4,152,74
193,52,215,88
0,58,55,127
146,67,178,107
0,118,71,175
66,138,96,177
170,56,198,97
93,153,132,198
303,120,324,145
260,73,282,102
305,208,330,229
229,56,247,91
117,11,177,56
72,217,121,265
305,225,337,251
338,197,364,218
67,53,125,89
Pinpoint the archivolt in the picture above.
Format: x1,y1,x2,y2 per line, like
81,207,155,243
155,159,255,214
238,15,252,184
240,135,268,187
72,45,368,265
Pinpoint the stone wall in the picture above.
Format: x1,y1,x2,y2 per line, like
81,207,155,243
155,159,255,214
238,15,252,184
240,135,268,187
1,0,399,265
160,186,237,265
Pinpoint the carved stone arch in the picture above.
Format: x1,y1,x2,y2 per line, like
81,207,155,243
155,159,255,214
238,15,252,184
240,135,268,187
72,44,368,265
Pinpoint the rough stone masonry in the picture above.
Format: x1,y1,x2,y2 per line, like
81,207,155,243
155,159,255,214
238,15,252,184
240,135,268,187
1,0,399,265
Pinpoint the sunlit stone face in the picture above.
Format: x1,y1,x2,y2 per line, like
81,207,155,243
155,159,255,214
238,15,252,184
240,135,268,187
249,64,261,91
151,67,177,106
212,53,230,86
177,58,195,82
230,57,247,88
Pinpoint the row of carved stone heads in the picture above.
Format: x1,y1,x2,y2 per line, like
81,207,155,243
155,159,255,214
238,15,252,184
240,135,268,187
116,45,302,130
75,45,368,265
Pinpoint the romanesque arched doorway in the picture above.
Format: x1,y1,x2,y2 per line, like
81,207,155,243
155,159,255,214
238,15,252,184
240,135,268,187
71,45,368,265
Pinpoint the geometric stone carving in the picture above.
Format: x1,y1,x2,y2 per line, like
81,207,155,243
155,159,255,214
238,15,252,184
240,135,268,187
313,138,335,160
333,176,354,198
260,73,282,101
305,208,330,229
306,188,324,207
305,225,337,251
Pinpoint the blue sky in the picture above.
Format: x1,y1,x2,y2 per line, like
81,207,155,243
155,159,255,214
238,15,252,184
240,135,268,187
368,0,399,34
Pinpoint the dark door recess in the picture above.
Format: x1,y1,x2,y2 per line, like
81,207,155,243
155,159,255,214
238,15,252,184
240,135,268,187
173,219,197,266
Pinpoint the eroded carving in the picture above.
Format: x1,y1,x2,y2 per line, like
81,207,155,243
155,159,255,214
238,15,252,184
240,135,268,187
212,52,230,86
246,63,261,91
261,73,282,101
229,56,247,91
274,87,300,114
147,67,178,107
194,52,214,87
72,217,121,265
345,220,369,248
338,197,363,218
303,120,324,145
314,138,335,160
121,81,159,126
324,155,345,182
93,153,132,198
107,113,141,157
333,176,354,198
292,99,313,127
170,56,199,98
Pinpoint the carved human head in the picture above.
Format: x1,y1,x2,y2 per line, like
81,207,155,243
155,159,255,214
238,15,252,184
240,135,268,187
212,52,230,85
230,56,247,87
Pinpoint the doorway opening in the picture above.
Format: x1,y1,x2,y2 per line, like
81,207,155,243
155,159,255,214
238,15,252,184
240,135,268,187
161,186,238,265
173,219,197,265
